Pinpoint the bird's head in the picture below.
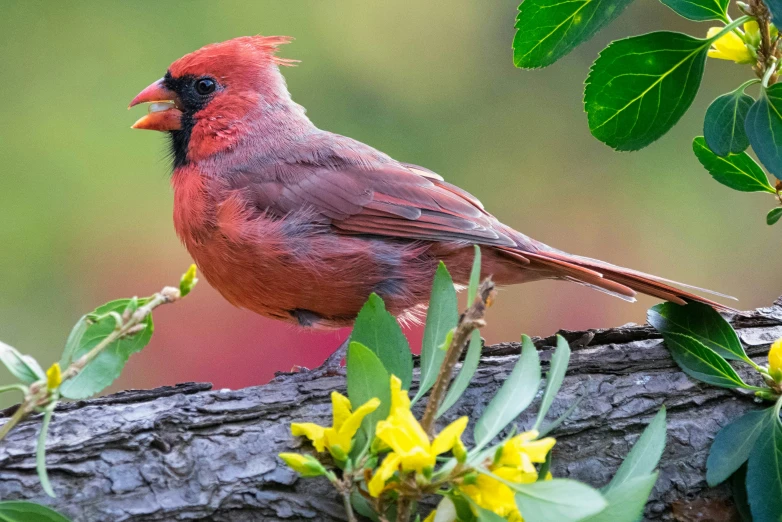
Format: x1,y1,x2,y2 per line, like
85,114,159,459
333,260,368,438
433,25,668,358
129,36,303,166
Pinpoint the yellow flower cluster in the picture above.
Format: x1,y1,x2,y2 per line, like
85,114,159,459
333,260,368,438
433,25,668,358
283,375,558,521
769,337,782,381
459,430,556,521
368,375,468,497
707,22,758,64
291,391,380,462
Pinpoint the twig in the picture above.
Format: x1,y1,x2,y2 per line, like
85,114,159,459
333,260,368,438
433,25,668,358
0,285,185,442
419,279,496,437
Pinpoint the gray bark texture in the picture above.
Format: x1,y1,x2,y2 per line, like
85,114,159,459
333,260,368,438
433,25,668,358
1,298,781,522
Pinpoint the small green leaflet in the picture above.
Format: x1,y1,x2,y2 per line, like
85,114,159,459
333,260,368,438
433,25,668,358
0,341,45,384
36,405,56,498
585,32,709,151
350,293,413,390
346,342,391,440
533,335,571,431
604,407,667,493
59,299,154,400
473,335,541,449
768,207,782,225
437,330,482,417
746,410,782,521
513,0,635,69
414,262,458,404
437,247,483,417
659,0,729,21
514,479,607,522
648,301,751,362
745,83,782,178
0,501,71,522
703,90,754,156
706,408,769,486
660,332,749,389
582,473,658,522
692,137,776,193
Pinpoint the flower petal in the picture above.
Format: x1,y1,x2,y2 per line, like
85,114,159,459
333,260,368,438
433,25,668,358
291,423,327,452
369,452,402,497
331,391,353,430
432,416,469,455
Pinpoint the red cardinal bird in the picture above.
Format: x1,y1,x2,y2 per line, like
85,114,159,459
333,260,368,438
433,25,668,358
130,36,730,330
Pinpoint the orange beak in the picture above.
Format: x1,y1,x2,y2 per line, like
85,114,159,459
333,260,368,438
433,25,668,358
129,78,183,131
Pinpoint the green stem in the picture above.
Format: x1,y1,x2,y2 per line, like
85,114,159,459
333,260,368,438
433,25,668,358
736,78,762,94
0,403,28,442
709,15,754,43
763,56,778,87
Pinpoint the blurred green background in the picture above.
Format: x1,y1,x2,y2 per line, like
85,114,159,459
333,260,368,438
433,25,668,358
1,1,779,392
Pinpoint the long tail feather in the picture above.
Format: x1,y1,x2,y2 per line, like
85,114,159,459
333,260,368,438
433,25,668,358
520,250,736,312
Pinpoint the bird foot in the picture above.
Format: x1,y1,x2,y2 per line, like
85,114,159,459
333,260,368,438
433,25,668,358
271,338,348,384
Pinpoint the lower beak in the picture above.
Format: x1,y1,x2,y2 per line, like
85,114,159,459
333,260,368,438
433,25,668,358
129,78,183,131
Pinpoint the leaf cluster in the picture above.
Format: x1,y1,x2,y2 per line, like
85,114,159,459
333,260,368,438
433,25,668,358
649,301,782,521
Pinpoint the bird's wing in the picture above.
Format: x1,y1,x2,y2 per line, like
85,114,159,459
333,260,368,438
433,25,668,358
236,158,532,248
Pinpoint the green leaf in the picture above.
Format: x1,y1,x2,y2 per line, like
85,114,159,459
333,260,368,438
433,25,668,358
467,245,482,305
437,330,482,417
768,207,782,225
59,299,154,399
350,293,413,389
746,83,782,178
729,464,753,522
648,301,750,362
36,405,56,498
659,0,728,21
583,473,659,522
0,501,71,522
660,332,748,388
703,90,754,156
768,0,782,26
0,341,45,384
346,342,391,439
414,262,458,403
539,393,584,437
692,137,776,193
474,335,541,449
350,491,380,522
514,479,607,522
707,408,769,486
605,407,666,492
746,410,782,522
585,32,709,151
533,335,570,432
473,503,506,522
513,0,634,69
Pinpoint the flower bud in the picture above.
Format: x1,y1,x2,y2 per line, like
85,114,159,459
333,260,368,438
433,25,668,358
278,453,327,477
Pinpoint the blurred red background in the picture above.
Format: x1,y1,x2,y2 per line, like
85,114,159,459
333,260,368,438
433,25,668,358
1,1,780,394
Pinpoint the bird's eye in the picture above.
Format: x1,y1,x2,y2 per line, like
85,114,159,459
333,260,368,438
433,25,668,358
195,78,216,95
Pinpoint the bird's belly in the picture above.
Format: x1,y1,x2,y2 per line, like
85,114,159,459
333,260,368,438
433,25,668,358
183,211,438,328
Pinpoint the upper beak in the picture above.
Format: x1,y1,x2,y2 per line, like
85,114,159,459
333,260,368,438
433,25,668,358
129,78,183,131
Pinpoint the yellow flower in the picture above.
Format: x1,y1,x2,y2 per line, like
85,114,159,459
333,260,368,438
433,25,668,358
744,21,761,46
278,453,327,477
496,430,556,471
707,26,754,64
769,338,782,380
291,391,380,461
46,363,62,391
459,430,556,521
368,376,469,497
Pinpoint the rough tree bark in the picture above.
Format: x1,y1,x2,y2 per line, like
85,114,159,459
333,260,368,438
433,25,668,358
0,298,780,522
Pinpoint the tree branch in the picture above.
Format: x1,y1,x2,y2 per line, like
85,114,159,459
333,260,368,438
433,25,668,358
0,298,780,521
